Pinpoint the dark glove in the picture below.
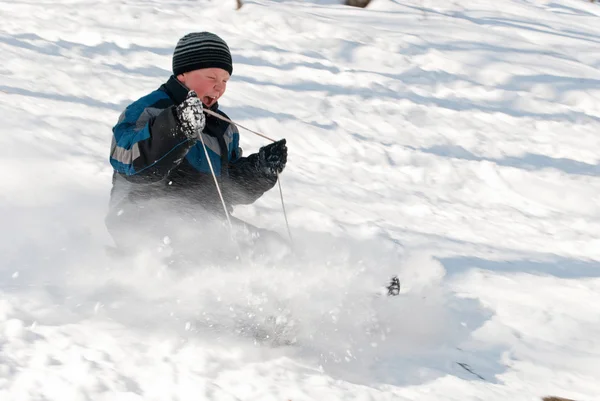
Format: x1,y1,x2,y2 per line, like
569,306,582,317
175,90,205,140
257,139,287,176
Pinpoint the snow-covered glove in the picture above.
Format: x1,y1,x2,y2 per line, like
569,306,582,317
257,139,287,176
175,90,206,140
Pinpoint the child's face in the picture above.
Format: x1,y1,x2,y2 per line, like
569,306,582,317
177,68,230,108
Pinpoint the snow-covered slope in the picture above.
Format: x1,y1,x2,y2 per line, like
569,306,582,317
1,0,600,400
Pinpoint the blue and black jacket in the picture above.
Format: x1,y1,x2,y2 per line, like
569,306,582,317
108,76,276,217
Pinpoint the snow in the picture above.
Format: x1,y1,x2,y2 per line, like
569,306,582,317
1,0,600,400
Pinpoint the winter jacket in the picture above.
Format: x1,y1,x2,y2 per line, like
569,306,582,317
107,76,277,220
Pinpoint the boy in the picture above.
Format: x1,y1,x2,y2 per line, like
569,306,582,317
106,32,287,250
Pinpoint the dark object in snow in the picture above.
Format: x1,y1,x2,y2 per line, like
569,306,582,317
387,276,400,296
345,0,372,8
456,362,486,381
542,397,578,401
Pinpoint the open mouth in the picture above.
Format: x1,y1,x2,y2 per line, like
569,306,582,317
202,96,216,106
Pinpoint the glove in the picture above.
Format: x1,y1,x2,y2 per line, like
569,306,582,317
257,139,287,175
175,90,206,140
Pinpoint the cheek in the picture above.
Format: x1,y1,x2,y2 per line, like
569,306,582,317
188,79,211,95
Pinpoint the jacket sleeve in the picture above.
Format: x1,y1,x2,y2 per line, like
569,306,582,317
226,152,278,205
109,96,195,181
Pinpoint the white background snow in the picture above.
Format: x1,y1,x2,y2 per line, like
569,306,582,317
1,0,600,400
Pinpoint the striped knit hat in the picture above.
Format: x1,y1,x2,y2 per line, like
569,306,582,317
172,32,233,76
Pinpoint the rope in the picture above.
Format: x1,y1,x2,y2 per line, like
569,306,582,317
203,108,294,247
203,109,276,142
197,130,235,239
277,175,294,245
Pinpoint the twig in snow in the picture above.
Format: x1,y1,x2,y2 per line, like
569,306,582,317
456,362,486,381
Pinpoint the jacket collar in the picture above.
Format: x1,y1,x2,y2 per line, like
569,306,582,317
162,75,220,111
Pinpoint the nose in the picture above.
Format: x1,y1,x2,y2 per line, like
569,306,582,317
214,81,225,92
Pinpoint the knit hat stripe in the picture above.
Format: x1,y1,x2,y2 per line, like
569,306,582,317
176,58,232,67
176,38,229,47
175,56,232,65
175,41,230,54
172,32,233,76
175,46,231,58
